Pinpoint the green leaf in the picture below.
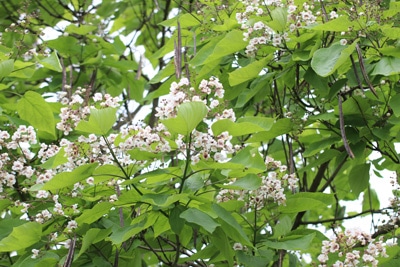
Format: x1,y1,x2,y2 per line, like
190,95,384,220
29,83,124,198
272,216,292,238
10,61,35,78
390,94,400,117
222,173,262,190
230,146,266,171
190,36,223,67
183,172,205,191
300,149,341,172
247,118,293,142
379,46,400,58
268,7,287,32
206,30,247,64
372,57,400,76
159,13,201,28
170,205,186,234
65,24,97,35
153,214,170,237
162,101,208,135
304,68,330,96
213,17,238,31
141,193,188,208
17,91,56,137
211,118,273,136
237,250,273,267
14,251,59,267
228,57,269,86
311,42,356,77
40,147,68,169
0,222,42,252
210,228,235,266
0,219,26,241
303,137,340,157
0,59,14,79
263,233,316,250
47,36,81,57
0,199,11,212
75,202,113,225
381,25,400,39
92,164,127,183
121,167,181,186
212,204,252,246
349,163,370,196
362,188,380,212
311,16,356,32
76,107,118,135
180,208,220,233
77,228,112,259
39,51,62,72
279,192,334,213
36,163,98,191
107,212,158,245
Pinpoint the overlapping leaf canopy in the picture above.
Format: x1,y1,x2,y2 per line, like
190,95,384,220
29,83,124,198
0,0,400,266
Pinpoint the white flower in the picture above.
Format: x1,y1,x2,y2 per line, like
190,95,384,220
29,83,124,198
93,93,103,102
288,4,297,13
67,220,78,232
36,190,49,198
210,99,219,109
109,194,118,203
253,21,265,30
233,243,243,251
330,11,339,19
31,249,40,259
86,177,95,185
340,39,347,45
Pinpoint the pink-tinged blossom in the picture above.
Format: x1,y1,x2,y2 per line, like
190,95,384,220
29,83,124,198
36,190,49,198
86,177,95,185
253,21,265,30
12,160,24,171
217,109,236,121
67,220,78,232
318,228,388,266
93,92,103,102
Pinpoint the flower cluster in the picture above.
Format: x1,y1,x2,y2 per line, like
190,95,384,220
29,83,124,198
175,130,237,164
156,77,241,164
56,88,120,135
317,228,388,267
0,125,37,193
56,88,91,135
216,156,298,208
236,0,320,55
156,77,225,120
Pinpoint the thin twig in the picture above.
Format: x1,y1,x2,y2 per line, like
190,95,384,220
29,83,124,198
300,208,390,225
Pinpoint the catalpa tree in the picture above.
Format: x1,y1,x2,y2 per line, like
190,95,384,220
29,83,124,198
0,0,399,266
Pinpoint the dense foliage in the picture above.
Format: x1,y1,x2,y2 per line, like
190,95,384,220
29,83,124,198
1,0,400,266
